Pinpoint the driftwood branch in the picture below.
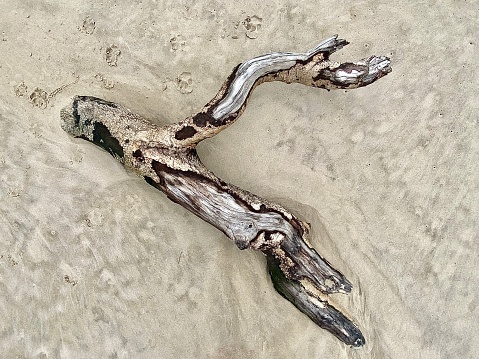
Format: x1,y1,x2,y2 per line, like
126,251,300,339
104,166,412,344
61,35,391,347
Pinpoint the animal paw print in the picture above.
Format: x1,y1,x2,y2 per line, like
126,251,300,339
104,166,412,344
94,74,115,89
14,82,28,97
243,15,263,39
105,45,121,66
14,76,78,109
29,88,48,109
80,16,96,35
176,72,193,94
170,35,186,52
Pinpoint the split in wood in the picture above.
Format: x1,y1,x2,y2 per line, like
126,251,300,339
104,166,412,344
61,35,391,347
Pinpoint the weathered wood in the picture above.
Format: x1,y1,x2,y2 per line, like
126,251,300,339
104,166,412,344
61,35,391,347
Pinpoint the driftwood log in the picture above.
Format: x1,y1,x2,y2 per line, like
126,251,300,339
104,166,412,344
61,35,391,347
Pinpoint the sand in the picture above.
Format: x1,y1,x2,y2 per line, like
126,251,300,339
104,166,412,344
0,1,478,358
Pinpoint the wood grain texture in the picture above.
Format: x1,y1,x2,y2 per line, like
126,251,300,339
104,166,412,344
61,36,391,347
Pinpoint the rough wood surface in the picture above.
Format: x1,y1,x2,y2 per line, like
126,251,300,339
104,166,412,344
61,35,391,347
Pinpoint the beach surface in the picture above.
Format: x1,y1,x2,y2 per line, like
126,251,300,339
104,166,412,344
0,1,477,358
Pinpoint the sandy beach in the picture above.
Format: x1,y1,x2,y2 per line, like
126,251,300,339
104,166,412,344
1,1,478,358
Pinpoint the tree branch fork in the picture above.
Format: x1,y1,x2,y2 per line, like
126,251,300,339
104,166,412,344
61,35,391,347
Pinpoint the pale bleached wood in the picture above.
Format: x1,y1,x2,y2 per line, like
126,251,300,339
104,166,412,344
61,35,391,347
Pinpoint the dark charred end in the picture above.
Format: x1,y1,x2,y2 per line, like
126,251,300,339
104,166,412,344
60,99,82,136
267,255,365,347
133,149,144,161
72,97,80,126
218,113,237,126
151,159,171,174
175,125,198,140
192,112,215,127
61,96,123,139
92,122,124,159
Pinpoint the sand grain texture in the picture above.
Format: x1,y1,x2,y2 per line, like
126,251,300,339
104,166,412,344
0,1,478,358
